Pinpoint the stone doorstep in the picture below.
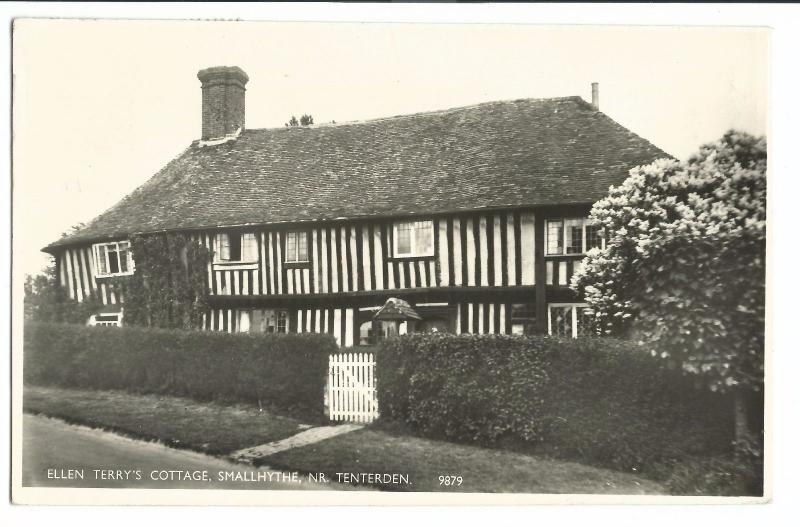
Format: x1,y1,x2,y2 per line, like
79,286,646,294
230,423,364,463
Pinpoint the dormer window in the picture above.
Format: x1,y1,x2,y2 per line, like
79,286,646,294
546,218,605,256
285,231,309,263
92,241,134,277
393,220,434,258
216,232,258,263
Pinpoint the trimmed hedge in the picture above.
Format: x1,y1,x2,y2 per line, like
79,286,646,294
377,333,734,475
24,322,337,421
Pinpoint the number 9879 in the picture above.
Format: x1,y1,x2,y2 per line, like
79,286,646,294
438,475,463,486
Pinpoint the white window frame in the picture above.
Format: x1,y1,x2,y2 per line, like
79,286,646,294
237,310,251,333
88,312,123,327
392,220,434,258
276,310,288,333
284,231,310,263
92,241,135,278
236,309,288,334
547,303,589,338
214,232,258,265
545,218,605,256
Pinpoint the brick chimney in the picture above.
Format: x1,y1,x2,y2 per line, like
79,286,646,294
591,82,599,110
197,66,249,140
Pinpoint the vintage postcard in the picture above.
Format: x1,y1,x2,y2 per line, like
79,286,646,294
10,18,769,506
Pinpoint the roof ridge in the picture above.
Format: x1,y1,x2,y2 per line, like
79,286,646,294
243,95,587,133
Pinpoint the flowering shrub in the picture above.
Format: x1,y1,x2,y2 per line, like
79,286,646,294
572,131,766,395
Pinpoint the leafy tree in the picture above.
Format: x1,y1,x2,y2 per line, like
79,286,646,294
285,114,314,127
572,130,766,446
24,263,102,324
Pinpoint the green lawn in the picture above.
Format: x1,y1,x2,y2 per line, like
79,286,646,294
259,428,664,494
24,385,665,494
23,385,306,455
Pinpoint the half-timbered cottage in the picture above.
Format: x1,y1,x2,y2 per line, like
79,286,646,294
44,66,667,346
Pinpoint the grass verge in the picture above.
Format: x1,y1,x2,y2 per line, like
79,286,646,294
258,428,665,494
24,385,306,455
24,385,665,494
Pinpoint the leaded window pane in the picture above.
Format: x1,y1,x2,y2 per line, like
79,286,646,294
397,223,412,254
242,233,258,261
395,220,434,256
118,246,129,273
218,233,230,261
277,311,288,333
297,232,308,261
546,220,563,255
565,218,584,254
576,306,594,337
285,232,308,262
97,245,108,275
550,306,573,337
586,224,603,250
286,232,297,261
415,221,433,255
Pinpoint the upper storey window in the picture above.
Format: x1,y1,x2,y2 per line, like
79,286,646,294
393,220,434,258
285,231,309,263
93,241,134,278
216,232,258,263
546,218,605,256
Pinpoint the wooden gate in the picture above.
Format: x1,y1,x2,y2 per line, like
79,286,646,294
327,352,379,423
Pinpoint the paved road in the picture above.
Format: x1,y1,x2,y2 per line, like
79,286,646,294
22,414,335,490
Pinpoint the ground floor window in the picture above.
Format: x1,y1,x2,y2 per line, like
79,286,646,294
236,309,288,333
88,313,123,327
511,303,537,335
548,303,592,338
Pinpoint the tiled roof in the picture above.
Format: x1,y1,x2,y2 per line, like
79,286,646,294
47,96,668,250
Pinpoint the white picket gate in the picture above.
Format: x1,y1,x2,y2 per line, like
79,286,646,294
327,352,379,423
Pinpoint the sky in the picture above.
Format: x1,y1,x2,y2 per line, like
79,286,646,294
13,20,769,277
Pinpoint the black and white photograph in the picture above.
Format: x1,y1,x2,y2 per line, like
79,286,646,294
9,15,770,506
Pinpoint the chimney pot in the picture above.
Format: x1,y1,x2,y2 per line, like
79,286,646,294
197,66,249,140
591,82,599,110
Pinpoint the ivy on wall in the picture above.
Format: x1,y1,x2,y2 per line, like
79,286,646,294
112,233,212,329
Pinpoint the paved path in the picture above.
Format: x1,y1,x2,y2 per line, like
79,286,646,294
230,423,363,463
22,414,336,490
